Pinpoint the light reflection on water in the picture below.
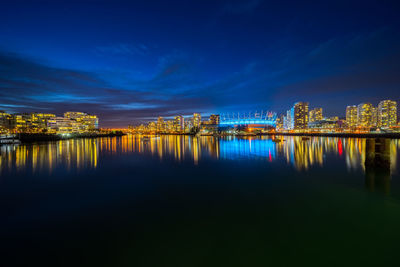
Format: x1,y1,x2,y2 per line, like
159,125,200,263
0,135,399,175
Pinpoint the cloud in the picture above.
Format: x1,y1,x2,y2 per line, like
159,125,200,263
0,50,214,126
94,43,149,56
1,25,399,125
108,103,160,110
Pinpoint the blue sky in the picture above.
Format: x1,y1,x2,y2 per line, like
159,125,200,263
0,0,399,127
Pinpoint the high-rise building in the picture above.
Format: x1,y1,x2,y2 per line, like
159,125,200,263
371,106,378,127
174,116,184,132
193,113,201,128
357,103,374,127
148,121,157,132
166,120,174,132
291,102,309,130
283,110,293,130
309,108,323,122
276,115,284,130
157,116,165,132
209,114,220,125
346,106,358,128
377,100,397,128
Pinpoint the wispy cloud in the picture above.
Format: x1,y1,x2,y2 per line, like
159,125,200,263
1,25,399,125
108,103,160,110
94,43,149,56
0,50,213,126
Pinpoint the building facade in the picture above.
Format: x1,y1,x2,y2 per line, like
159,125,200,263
291,102,309,130
357,103,374,128
64,112,99,131
47,117,79,134
193,113,201,128
346,106,357,128
174,116,184,132
377,100,397,128
209,114,220,125
309,108,323,123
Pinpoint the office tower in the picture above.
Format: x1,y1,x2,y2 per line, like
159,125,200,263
193,113,201,128
346,106,357,128
291,102,309,130
309,108,323,122
284,110,292,130
174,116,184,132
378,100,397,128
357,103,374,127
157,116,165,132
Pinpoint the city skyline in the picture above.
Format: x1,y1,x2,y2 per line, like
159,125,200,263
1,1,400,127
1,98,398,134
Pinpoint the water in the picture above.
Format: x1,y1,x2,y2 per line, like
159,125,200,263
1,135,400,266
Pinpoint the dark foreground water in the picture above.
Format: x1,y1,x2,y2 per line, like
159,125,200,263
1,135,400,266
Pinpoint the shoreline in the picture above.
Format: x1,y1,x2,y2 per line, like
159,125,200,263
130,132,400,139
17,132,126,143
258,132,400,139
8,132,400,143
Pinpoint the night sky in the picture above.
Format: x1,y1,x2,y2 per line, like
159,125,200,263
1,0,399,127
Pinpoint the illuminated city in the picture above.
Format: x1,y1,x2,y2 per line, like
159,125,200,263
1,1,400,266
0,111,98,134
127,99,399,135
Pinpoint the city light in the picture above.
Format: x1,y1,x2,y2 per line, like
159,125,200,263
1,99,399,137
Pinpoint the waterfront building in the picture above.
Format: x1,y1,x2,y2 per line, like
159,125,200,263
47,117,79,134
64,112,99,131
174,116,184,132
357,103,374,127
157,117,165,132
377,100,397,128
371,106,378,127
31,113,56,130
276,115,284,130
309,119,339,132
166,120,174,132
13,114,31,132
148,121,157,132
283,110,292,130
209,114,220,125
309,108,323,123
11,113,57,133
291,102,309,130
346,106,358,128
0,111,13,131
193,113,201,128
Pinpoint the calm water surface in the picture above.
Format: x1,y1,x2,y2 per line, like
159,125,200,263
1,135,400,266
